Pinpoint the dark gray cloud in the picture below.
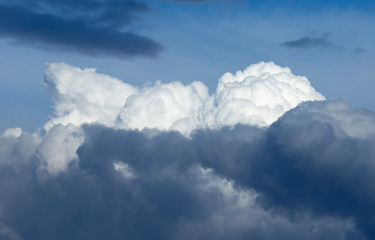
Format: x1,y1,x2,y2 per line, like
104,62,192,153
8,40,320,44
0,0,162,58
1,99,375,239
197,99,375,239
282,36,336,49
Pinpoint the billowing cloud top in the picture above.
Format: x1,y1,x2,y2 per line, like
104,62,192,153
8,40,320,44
43,63,139,130
3,62,375,239
34,61,324,173
44,61,325,133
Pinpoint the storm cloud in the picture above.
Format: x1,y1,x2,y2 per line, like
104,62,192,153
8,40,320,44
1,62,374,239
0,0,162,58
0,120,365,239
197,99,375,239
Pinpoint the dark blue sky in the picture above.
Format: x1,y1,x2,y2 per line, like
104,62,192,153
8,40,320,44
0,0,374,132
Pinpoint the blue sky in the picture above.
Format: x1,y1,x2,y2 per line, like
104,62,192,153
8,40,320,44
0,0,375,132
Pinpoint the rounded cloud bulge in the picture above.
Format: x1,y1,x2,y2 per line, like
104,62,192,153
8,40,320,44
1,61,325,174
43,62,139,131
209,61,325,128
43,61,325,134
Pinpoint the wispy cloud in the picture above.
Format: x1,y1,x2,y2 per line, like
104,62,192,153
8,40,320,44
0,0,162,58
355,47,366,54
282,34,366,54
282,36,336,49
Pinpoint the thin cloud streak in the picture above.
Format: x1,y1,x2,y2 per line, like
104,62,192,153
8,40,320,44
282,34,366,54
282,36,336,49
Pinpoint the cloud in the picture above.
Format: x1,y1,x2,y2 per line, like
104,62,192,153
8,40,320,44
36,124,84,174
44,62,324,135
355,48,366,54
281,33,366,54
0,123,361,240
3,61,375,239
282,33,366,53
2,128,22,138
0,222,23,240
206,62,324,128
35,61,323,173
197,99,375,239
0,1,162,58
282,36,336,49
43,62,139,130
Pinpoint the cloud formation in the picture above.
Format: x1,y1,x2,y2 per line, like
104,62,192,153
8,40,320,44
282,36,335,49
44,61,324,134
198,99,375,239
0,122,364,240
30,61,320,173
282,34,366,54
43,63,138,130
2,62,375,239
0,0,162,58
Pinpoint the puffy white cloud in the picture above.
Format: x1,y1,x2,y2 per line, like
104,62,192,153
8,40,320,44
5,60,327,132
117,62,325,133
43,62,138,130
116,80,209,133
44,62,324,134
210,62,325,127
116,62,325,133
1,128,23,138
18,61,324,173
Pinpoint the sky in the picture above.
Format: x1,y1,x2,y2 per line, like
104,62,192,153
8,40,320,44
0,0,374,132
1,0,375,240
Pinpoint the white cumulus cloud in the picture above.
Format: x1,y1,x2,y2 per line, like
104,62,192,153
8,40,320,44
18,61,324,173
44,61,325,134
1,128,23,138
211,62,325,127
43,62,139,130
